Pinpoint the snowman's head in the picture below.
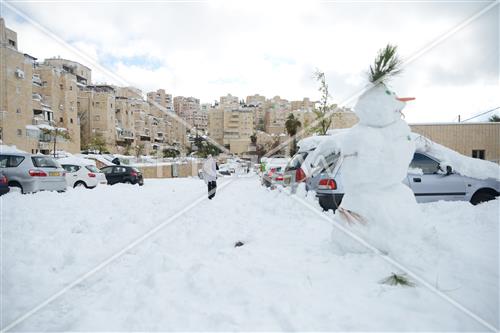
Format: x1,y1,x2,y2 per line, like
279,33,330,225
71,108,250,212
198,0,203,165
354,84,414,127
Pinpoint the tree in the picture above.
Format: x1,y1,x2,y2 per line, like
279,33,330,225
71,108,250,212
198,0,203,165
41,127,71,157
250,133,257,144
285,113,301,156
86,133,107,153
313,70,333,135
163,148,180,158
135,143,145,158
488,114,500,122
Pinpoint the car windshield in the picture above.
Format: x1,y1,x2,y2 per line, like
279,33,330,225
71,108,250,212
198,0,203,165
85,165,100,173
31,156,59,168
287,152,309,171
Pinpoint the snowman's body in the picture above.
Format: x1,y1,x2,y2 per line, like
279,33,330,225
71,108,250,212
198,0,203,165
333,84,420,254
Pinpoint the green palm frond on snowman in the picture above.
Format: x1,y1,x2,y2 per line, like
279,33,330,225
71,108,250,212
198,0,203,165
369,44,403,84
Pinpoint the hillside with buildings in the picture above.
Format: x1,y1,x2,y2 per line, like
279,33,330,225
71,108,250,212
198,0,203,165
0,17,359,157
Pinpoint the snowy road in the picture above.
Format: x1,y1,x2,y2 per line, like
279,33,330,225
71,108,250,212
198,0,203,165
2,175,499,331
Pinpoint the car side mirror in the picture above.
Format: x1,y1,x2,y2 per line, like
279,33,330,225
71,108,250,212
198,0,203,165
439,163,453,176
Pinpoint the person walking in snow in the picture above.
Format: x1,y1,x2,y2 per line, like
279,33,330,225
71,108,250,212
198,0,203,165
203,154,217,199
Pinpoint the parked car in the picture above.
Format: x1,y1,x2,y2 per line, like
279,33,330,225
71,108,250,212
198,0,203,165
261,166,285,188
0,171,9,196
100,165,144,186
0,152,66,193
59,157,107,188
315,151,500,211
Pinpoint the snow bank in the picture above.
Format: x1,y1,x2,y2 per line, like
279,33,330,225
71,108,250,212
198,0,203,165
413,134,500,180
2,177,498,331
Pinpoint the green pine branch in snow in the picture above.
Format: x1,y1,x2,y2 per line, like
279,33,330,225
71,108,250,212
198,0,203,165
369,44,403,84
379,272,415,287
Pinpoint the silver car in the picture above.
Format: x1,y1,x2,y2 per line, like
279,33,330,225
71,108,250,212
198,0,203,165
313,151,500,211
0,153,67,193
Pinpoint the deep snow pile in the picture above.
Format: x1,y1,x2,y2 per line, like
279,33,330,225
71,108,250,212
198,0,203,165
1,176,498,331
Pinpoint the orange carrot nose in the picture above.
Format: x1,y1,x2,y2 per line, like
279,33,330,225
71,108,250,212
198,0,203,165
396,97,416,102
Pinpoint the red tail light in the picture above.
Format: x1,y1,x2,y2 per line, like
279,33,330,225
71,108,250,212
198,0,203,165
0,175,7,184
275,175,284,181
29,169,47,177
295,168,306,182
130,171,138,177
318,178,337,190
88,173,96,178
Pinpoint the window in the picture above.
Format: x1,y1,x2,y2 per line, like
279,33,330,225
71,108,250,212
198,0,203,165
17,129,22,136
16,108,21,114
85,165,100,173
8,39,16,47
0,155,25,167
60,84,63,90
472,150,485,160
59,117,63,123
70,118,73,124
114,166,127,173
62,165,80,173
410,153,440,174
69,86,73,91
102,167,113,174
31,156,58,168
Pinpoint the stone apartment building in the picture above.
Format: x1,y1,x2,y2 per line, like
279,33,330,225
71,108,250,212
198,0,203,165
208,94,254,155
173,96,200,127
0,18,81,154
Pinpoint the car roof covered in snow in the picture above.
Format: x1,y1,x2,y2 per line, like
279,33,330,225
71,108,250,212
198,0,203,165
57,156,97,166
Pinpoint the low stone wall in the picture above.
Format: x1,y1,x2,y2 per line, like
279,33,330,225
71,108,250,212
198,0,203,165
136,161,203,179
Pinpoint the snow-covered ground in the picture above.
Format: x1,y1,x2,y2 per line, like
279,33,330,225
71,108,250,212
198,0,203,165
2,175,498,331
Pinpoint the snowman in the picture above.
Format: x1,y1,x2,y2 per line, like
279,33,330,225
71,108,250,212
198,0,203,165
332,45,422,255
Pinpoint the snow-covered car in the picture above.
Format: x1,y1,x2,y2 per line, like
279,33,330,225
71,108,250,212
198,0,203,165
0,152,66,193
59,156,107,188
314,151,500,211
261,165,285,188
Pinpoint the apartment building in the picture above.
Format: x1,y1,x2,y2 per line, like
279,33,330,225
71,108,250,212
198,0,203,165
147,88,173,111
246,94,266,130
173,96,200,126
78,85,116,150
0,18,80,154
290,97,315,111
207,95,254,155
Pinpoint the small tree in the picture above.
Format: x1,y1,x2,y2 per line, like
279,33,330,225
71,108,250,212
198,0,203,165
488,114,500,122
313,70,333,135
163,148,180,158
124,142,132,155
87,133,107,153
285,113,301,156
135,143,145,158
41,127,71,157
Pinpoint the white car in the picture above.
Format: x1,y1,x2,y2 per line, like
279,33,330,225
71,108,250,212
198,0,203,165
58,156,107,188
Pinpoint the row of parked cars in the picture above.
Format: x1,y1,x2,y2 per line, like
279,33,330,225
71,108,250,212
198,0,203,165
0,150,144,195
261,135,500,211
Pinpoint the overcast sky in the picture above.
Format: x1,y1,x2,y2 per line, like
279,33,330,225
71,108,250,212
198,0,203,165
1,0,498,123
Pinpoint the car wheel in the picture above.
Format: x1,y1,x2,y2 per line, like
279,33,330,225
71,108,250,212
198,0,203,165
124,180,132,184
470,189,498,205
8,181,23,194
74,181,88,188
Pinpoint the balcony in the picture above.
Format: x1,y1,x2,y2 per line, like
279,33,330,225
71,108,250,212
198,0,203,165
38,141,50,149
32,116,53,126
32,75,42,86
